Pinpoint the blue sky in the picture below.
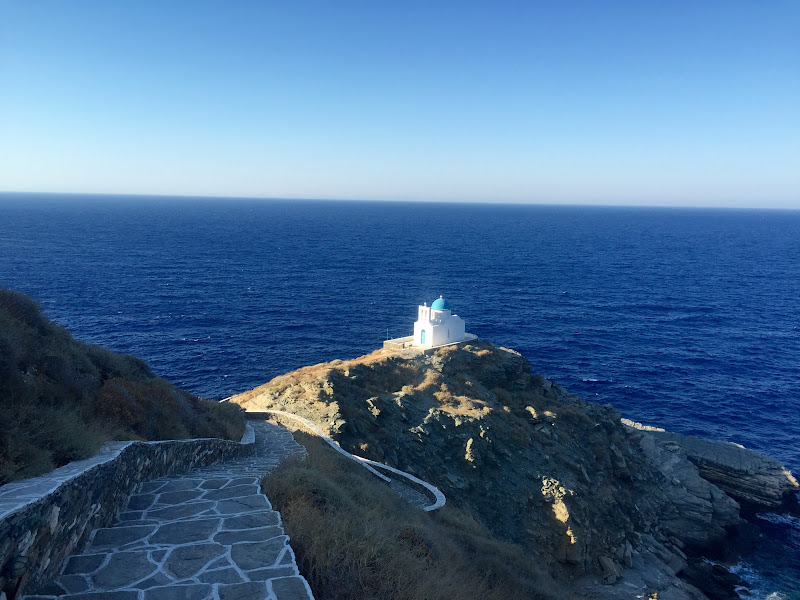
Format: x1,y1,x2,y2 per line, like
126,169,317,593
1,1,798,207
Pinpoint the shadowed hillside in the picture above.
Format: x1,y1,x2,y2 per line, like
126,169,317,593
0,289,245,485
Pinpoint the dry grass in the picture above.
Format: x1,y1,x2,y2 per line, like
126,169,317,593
228,349,391,406
262,432,557,600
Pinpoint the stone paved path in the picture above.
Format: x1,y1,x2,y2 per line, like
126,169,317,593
23,422,313,600
388,479,431,509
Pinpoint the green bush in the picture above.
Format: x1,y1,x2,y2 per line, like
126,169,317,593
0,289,245,485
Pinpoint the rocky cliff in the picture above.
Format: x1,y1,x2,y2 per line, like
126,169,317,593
228,340,799,599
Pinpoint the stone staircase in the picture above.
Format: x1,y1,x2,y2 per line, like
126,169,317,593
22,421,313,600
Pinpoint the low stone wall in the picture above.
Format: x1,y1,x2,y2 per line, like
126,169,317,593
383,334,480,354
0,426,255,597
383,336,413,350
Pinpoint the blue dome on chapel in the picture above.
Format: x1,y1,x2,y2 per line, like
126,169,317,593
431,296,451,310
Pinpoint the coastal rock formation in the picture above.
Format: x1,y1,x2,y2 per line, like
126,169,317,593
228,341,798,599
621,423,742,548
624,422,799,512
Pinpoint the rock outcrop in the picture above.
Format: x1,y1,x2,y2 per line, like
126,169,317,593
630,424,799,512
228,341,798,599
621,422,742,548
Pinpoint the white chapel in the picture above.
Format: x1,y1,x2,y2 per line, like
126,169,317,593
413,296,467,347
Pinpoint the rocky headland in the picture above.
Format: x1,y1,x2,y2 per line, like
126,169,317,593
228,340,799,599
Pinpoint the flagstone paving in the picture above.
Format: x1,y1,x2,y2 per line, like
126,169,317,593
23,421,313,600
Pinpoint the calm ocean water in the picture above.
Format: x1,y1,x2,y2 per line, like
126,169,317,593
1,193,798,597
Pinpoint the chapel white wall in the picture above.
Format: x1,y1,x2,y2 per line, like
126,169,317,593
413,307,466,347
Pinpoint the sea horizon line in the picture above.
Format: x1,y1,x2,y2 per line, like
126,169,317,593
1,190,798,212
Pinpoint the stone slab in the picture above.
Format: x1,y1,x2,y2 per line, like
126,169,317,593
269,577,313,600
231,539,286,571
150,519,220,545
218,581,268,600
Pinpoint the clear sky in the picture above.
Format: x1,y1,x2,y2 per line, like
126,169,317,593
1,1,798,207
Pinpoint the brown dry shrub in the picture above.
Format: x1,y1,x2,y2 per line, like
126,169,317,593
95,378,186,439
416,369,442,393
95,378,246,442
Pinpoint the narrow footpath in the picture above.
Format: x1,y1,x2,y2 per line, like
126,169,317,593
23,421,313,600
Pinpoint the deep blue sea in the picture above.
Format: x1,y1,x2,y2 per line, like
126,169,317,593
1,193,798,597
